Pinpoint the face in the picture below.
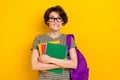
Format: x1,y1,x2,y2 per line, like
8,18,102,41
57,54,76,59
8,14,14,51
47,11,63,31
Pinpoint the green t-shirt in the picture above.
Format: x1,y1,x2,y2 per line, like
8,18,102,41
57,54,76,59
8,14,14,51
31,34,76,80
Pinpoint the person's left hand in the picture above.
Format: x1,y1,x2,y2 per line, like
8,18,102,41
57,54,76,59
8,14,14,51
39,54,52,64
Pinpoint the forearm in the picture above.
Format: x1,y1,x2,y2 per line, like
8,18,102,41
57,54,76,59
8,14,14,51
53,48,77,69
51,58,77,69
32,62,60,71
31,49,60,71
40,48,77,69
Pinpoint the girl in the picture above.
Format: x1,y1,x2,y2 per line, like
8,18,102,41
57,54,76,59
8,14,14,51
31,5,77,80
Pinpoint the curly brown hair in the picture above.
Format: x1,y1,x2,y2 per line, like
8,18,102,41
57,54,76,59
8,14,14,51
44,5,68,25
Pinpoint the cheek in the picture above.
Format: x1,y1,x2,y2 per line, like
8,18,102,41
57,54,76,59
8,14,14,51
49,23,53,27
47,22,52,26
59,23,63,26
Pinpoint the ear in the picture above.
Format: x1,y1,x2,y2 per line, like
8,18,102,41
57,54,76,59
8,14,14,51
47,21,49,24
62,21,64,25
46,21,49,25
46,21,49,26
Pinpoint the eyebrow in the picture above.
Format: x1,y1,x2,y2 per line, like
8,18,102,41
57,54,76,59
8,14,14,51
49,15,61,18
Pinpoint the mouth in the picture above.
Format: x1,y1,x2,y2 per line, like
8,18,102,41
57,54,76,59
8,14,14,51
53,24,59,28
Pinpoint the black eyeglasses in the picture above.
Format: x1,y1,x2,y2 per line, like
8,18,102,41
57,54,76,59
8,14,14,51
49,17,62,22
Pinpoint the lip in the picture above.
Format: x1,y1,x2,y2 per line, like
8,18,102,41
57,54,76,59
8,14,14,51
53,24,59,27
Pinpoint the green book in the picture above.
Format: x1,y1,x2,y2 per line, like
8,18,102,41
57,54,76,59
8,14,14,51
46,43,67,74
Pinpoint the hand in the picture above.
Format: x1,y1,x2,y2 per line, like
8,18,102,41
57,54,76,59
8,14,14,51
39,54,52,64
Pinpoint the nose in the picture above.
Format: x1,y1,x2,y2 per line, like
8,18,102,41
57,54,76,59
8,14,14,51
54,18,59,22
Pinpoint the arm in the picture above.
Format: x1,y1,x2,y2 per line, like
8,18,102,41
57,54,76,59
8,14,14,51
51,48,77,69
41,48,77,69
31,49,60,71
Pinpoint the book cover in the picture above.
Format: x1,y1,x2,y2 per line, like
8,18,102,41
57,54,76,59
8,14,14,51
46,43,67,59
38,40,60,56
46,43,67,74
38,43,46,56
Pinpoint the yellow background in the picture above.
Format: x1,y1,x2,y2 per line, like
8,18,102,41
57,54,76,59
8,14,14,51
0,0,120,80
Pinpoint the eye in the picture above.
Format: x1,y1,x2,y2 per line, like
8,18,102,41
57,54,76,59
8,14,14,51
49,17,54,20
58,18,61,20
57,18,62,21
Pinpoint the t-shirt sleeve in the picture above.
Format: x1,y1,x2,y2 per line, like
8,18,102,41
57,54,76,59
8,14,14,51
31,36,40,50
70,37,77,48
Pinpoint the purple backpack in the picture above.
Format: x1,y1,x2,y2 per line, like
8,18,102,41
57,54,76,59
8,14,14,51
66,34,89,80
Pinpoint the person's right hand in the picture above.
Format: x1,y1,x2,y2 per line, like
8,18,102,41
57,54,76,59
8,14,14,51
40,54,53,64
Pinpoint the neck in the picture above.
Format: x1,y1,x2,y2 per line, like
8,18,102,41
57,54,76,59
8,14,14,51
47,31,61,39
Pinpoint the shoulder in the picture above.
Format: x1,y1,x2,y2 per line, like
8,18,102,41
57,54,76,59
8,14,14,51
62,34,75,39
34,34,46,39
61,34,66,37
58,34,67,40
34,34,51,43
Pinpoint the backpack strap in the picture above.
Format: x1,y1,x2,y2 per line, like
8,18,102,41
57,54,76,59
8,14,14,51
66,34,75,55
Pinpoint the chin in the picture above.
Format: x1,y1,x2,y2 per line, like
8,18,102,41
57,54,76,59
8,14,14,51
52,28,60,31
52,29,59,31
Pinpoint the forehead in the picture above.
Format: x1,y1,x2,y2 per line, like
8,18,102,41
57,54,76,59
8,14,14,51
49,11,60,17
